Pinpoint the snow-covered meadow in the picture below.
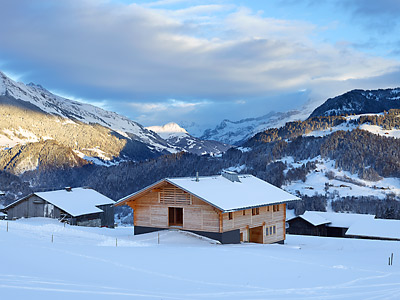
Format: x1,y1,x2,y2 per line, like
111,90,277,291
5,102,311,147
1,218,399,299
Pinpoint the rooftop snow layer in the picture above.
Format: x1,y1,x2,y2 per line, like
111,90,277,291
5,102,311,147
34,188,115,217
298,211,375,228
166,175,300,211
300,211,331,226
346,218,400,240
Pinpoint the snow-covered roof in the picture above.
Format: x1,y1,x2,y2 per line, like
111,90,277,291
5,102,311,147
5,188,114,217
346,219,400,240
117,174,300,212
299,211,330,226
35,188,114,217
293,211,376,228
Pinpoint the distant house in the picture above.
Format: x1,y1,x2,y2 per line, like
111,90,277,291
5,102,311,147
346,218,400,241
115,171,300,244
3,187,115,227
287,211,376,238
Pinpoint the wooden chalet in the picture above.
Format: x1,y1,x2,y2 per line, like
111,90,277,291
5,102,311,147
115,171,300,244
3,187,115,227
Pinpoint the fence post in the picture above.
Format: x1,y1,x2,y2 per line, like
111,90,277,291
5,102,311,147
116,238,118,247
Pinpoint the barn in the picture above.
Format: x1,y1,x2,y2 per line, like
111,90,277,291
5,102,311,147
287,211,376,237
115,171,300,244
3,187,115,227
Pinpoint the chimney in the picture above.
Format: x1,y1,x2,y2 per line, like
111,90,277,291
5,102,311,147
222,170,241,182
65,187,72,192
196,171,199,182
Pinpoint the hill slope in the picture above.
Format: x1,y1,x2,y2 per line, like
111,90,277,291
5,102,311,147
309,88,400,118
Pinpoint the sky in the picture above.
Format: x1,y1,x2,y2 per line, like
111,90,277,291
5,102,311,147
0,0,399,131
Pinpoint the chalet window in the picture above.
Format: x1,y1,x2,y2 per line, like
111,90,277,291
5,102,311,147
273,205,279,212
228,212,233,220
252,207,259,215
267,206,270,212
168,207,183,226
265,227,269,236
160,187,191,205
243,210,246,216
267,225,276,235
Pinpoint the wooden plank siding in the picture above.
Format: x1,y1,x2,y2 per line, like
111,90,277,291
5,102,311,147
223,203,286,243
126,181,287,244
127,182,220,232
6,195,63,220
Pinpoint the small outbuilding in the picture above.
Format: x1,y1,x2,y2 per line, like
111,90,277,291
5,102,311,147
3,187,115,227
287,211,376,237
115,171,300,244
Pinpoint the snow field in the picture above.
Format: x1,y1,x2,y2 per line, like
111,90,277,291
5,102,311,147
1,218,400,299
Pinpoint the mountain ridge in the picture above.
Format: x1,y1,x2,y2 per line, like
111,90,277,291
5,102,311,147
146,122,231,155
309,88,400,118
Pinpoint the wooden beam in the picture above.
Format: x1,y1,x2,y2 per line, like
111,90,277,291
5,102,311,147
283,203,286,241
219,212,223,233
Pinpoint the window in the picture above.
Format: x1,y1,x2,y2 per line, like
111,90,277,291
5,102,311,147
252,207,259,216
267,225,277,236
243,210,246,216
267,206,270,212
273,205,280,212
228,212,233,220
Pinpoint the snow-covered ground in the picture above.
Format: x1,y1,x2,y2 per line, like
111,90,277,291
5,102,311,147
1,218,399,299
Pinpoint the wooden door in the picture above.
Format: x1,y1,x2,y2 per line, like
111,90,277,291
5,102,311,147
168,207,183,226
249,226,264,243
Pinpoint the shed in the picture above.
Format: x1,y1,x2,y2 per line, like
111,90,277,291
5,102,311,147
346,218,400,241
3,187,115,227
115,171,300,244
287,211,376,237
286,211,330,236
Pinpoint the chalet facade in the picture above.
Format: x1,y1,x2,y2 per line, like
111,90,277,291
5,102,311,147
115,171,300,244
3,187,115,227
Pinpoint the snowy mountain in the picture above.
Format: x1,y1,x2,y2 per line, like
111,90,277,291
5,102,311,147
0,71,176,154
309,87,400,118
200,110,311,145
146,122,231,155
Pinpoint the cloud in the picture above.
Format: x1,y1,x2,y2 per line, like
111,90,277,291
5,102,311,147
129,99,209,113
0,0,399,128
338,0,400,32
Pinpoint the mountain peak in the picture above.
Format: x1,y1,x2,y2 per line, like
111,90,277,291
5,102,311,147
146,122,188,139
